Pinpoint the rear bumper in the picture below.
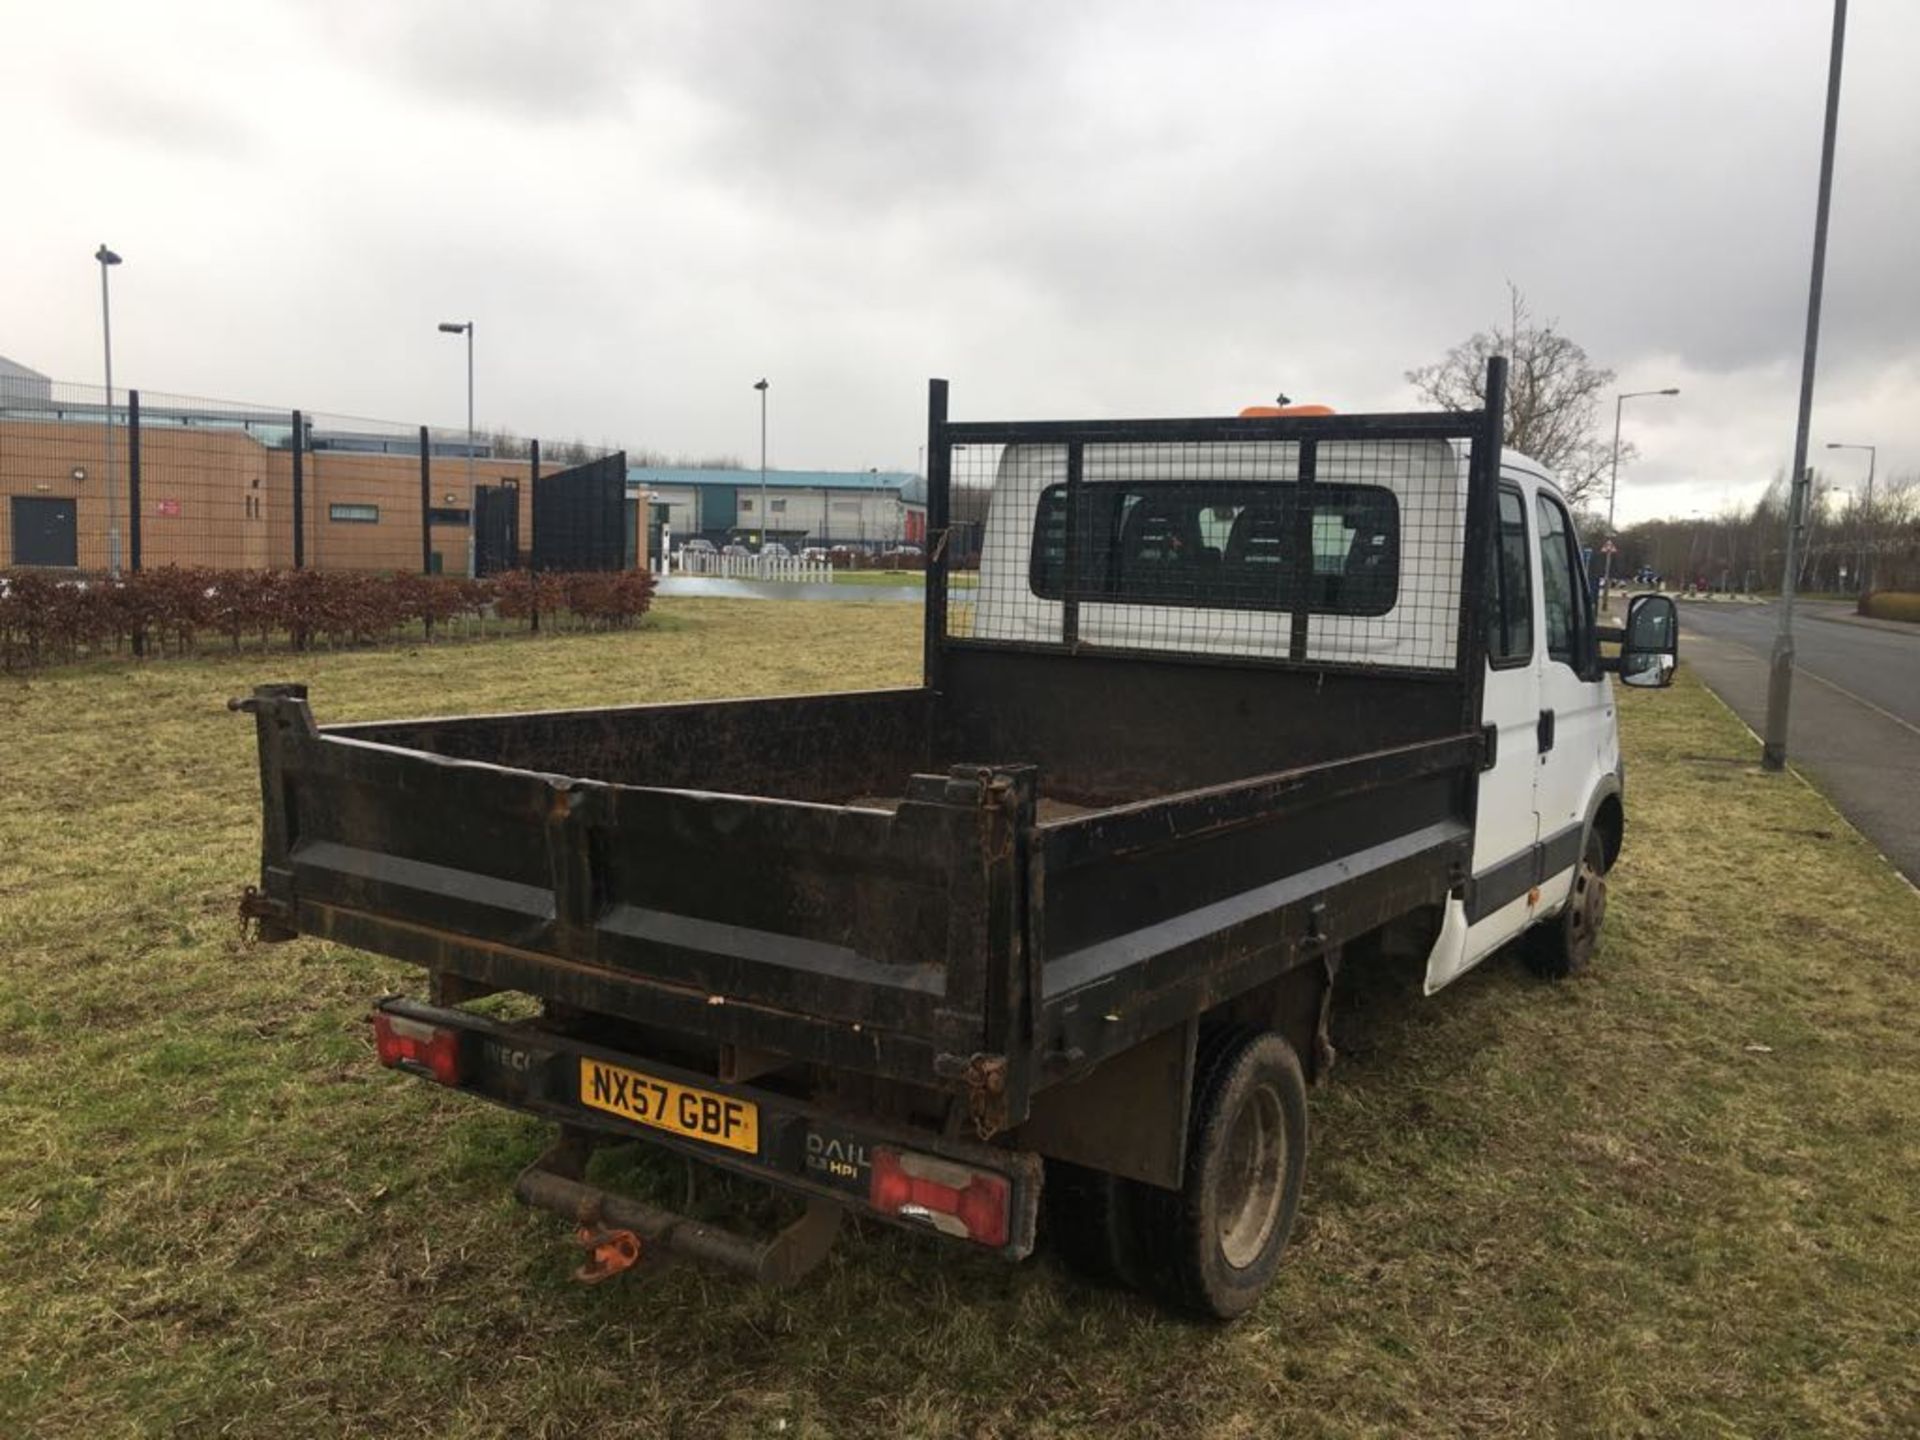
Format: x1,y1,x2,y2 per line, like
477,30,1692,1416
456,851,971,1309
373,996,1041,1264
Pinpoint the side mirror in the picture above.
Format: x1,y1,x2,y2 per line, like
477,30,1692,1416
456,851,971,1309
1619,593,1678,688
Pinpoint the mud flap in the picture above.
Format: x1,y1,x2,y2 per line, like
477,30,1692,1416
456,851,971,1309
1421,895,1472,996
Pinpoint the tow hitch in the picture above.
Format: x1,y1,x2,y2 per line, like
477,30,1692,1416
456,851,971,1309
515,1136,845,1288
573,1219,643,1285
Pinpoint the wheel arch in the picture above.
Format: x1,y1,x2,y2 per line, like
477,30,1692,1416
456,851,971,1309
1588,772,1625,871
1210,950,1339,1086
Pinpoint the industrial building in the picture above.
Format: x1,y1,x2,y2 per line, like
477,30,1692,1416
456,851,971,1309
2,358,929,572
634,466,927,552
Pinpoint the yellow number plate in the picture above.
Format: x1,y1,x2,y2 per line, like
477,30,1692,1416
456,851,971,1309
579,1058,760,1155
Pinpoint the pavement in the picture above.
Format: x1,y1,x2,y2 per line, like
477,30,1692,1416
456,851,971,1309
1673,597,1920,884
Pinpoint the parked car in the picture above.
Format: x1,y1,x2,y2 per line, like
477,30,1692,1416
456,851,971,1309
679,538,716,555
801,547,831,564
721,543,752,558
760,542,792,558
235,360,1678,1319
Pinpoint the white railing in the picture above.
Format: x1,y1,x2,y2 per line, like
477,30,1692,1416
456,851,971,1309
674,550,835,583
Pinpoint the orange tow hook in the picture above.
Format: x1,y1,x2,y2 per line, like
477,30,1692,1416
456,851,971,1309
573,1226,642,1284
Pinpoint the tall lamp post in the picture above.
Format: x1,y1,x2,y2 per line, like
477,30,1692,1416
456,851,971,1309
1763,0,1848,773
754,378,769,552
1824,441,1876,592
1601,385,1680,609
437,321,475,574
95,244,124,576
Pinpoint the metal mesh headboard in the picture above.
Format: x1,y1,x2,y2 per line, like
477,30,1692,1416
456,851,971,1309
924,359,1508,726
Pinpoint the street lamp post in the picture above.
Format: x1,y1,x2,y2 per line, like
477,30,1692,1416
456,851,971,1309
1824,441,1876,591
1602,386,1680,610
1763,0,1848,773
95,245,124,576
438,322,475,574
754,378,769,553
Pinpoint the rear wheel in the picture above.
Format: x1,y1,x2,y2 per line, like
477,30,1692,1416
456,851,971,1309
1133,1028,1308,1320
1525,829,1608,979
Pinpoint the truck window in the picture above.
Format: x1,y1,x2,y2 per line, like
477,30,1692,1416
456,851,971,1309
1534,493,1585,667
1488,485,1533,666
1029,482,1398,617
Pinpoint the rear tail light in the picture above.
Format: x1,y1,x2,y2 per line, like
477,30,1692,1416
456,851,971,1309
372,1012,463,1085
869,1147,1011,1249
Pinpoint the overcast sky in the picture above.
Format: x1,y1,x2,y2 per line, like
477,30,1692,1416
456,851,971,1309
4,0,1914,523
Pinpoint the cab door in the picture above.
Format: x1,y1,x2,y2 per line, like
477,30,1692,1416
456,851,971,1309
1437,476,1541,984
1531,490,1616,907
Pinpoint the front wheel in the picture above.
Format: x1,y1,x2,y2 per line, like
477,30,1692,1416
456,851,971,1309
1135,1029,1308,1320
1525,828,1609,979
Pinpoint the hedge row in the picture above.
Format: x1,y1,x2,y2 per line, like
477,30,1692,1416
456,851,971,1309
1861,590,1920,624
0,566,657,672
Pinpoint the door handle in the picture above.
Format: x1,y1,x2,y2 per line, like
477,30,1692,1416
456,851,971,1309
1537,709,1556,754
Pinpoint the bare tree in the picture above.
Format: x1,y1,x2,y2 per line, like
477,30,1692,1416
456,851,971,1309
446,423,751,475
1406,284,1623,509
1615,467,1920,597
628,449,747,470
486,426,530,460
484,428,747,472
1879,476,1920,592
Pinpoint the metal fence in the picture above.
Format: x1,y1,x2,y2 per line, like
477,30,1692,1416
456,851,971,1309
0,372,623,578
673,550,836,582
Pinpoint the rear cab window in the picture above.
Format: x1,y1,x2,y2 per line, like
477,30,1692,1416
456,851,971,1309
1029,481,1399,617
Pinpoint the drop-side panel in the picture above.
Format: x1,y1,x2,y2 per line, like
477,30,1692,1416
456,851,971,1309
255,696,994,1066
1030,735,1478,1073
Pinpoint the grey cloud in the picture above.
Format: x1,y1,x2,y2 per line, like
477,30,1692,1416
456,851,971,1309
633,1,1918,393
8,0,1917,521
70,81,253,159
657,4,1105,216
307,0,657,121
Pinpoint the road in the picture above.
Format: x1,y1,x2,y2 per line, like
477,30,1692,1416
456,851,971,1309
1677,598,1920,883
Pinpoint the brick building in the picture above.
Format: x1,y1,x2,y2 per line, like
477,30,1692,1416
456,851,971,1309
1,363,564,575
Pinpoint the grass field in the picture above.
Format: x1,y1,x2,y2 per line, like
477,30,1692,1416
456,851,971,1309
3,598,1918,1438
831,569,926,586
